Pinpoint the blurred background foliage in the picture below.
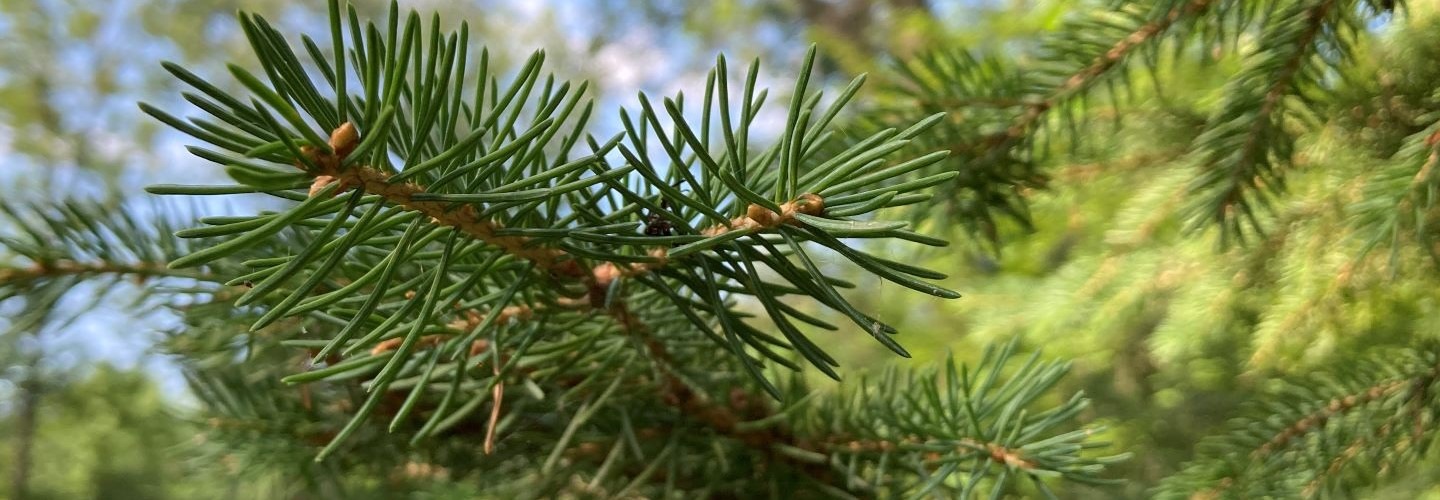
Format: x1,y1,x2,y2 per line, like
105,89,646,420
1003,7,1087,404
5,0,1440,498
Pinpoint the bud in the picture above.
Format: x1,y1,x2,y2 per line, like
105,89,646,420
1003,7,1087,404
746,203,779,227
793,193,825,216
330,122,359,158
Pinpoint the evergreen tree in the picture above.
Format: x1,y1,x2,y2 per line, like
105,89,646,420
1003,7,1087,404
4,0,1440,498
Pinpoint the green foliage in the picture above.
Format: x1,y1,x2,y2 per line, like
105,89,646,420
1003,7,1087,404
164,295,1121,497
8,0,1440,497
872,49,1041,245
788,339,1130,497
0,365,232,500
1181,0,1372,245
1345,20,1440,269
0,199,213,338
1156,346,1440,498
867,0,1403,248
894,4,1440,497
120,0,1121,496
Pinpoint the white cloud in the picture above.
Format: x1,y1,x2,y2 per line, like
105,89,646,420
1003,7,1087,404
591,27,672,91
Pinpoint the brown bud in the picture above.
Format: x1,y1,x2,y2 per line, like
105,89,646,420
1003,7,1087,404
793,193,825,216
309,175,340,198
746,203,778,227
330,122,359,158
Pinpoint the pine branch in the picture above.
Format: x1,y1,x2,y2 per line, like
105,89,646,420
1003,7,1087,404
1046,0,1216,105
134,2,1124,495
174,297,1122,496
0,198,237,335
1007,0,1219,142
1156,346,1440,498
1181,0,1357,245
291,121,845,470
925,0,1220,136
137,1,1016,488
870,0,1217,246
1354,116,1440,268
358,295,845,486
289,123,586,274
788,338,1130,496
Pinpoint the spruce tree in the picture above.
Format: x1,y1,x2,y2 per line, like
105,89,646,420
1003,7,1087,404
4,0,1440,498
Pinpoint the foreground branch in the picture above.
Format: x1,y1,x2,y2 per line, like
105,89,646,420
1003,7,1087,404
298,121,846,486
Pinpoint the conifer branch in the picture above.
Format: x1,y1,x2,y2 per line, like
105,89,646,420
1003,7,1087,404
1049,0,1216,103
12,0,1439,496
298,123,582,276
1158,348,1440,498
1001,0,1217,142
0,198,235,315
1356,119,1440,267
1250,377,1407,460
128,3,1122,495
585,288,852,483
271,123,875,486
816,435,1040,470
961,0,1218,140
1183,0,1348,243
872,0,1219,244
1224,0,1336,198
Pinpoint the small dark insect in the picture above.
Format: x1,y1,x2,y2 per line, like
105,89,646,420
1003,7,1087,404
644,210,673,237
242,280,255,288
643,180,687,239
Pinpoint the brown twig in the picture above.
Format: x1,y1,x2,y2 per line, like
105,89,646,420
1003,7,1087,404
1252,379,1405,459
1300,420,1397,498
1058,0,1215,100
819,435,1037,470
1407,128,1440,187
0,260,200,285
306,123,825,288
485,360,503,455
303,124,585,277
